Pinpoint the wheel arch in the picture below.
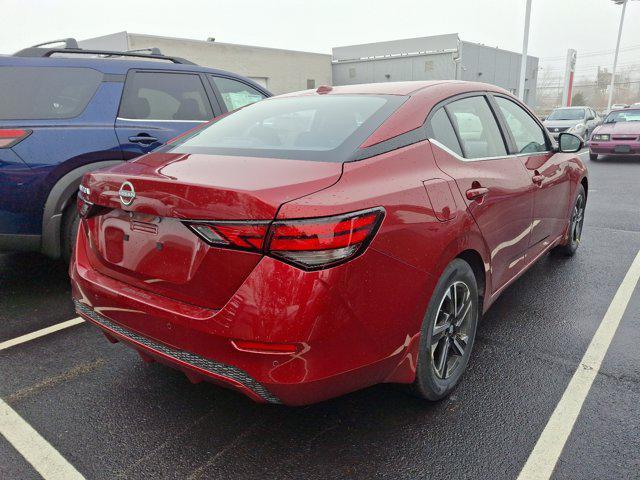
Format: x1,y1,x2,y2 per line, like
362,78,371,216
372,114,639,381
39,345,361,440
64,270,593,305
456,249,486,313
580,176,588,200
41,160,123,258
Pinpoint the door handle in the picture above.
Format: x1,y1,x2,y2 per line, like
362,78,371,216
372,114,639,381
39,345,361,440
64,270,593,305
129,135,158,145
532,174,544,185
466,187,489,200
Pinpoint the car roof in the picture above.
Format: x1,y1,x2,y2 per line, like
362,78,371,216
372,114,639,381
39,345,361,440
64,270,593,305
0,55,268,93
276,80,511,98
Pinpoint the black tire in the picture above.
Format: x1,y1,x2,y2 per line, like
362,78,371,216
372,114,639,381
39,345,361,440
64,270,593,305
411,258,479,401
61,196,80,264
554,184,586,257
589,152,599,161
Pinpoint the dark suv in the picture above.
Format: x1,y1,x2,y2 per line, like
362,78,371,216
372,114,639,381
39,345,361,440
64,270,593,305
0,39,271,261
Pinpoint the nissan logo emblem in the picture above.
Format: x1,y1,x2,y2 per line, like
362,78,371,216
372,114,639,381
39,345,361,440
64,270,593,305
118,181,136,206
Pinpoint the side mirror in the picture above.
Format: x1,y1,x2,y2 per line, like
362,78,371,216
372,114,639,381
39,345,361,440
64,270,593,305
558,132,583,153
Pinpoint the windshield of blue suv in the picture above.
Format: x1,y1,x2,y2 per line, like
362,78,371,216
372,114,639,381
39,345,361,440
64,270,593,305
168,94,408,162
0,66,102,120
546,108,585,121
604,109,640,123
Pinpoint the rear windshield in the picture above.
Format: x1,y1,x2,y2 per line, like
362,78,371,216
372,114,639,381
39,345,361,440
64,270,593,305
168,94,407,162
0,66,102,120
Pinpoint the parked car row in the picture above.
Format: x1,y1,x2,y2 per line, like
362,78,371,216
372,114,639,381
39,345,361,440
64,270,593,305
0,39,271,261
1,38,592,406
540,104,640,161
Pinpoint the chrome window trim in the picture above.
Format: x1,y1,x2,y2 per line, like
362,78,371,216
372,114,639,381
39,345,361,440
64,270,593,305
429,138,552,162
116,117,209,123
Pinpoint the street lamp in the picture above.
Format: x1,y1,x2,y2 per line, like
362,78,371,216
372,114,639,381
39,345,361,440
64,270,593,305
517,0,533,102
607,0,638,110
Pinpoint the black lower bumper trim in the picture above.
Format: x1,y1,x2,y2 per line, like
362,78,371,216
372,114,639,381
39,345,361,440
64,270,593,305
74,300,281,404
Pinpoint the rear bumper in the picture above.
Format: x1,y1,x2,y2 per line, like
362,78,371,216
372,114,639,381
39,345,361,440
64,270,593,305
70,221,431,405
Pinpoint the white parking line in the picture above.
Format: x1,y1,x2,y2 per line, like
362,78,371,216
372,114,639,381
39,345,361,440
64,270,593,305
0,318,84,352
0,398,85,479
518,249,640,480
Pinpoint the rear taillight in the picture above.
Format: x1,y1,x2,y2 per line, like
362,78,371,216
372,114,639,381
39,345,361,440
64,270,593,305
0,129,31,148
184,208,385,270
268,208,385,270
186,222,270,252
77,186,112,219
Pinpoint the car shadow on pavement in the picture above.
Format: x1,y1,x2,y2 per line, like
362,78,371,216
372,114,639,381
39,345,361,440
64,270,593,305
0,253,75,340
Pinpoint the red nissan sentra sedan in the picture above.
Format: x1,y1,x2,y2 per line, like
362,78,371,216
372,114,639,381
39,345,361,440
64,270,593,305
589,107,640,161
71,81,588,406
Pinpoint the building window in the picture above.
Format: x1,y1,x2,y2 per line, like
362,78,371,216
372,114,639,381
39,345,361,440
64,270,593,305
349,67,356,79
424,60,434,72
307,79,316,89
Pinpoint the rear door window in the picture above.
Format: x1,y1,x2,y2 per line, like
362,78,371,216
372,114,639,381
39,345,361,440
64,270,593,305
211,76,266,111
446,96,507,159
119,72,213,121
0,66,102,120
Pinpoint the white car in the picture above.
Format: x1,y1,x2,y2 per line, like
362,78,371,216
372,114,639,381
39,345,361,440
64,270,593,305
543,106,601,141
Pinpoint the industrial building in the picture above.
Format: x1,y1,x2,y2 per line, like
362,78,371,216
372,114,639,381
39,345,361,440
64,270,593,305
79,32,332,95
332,34,539,106
80,32,538,106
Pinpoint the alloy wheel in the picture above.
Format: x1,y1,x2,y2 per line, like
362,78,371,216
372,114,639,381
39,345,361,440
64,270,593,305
431,281,473,379
571,194,585,244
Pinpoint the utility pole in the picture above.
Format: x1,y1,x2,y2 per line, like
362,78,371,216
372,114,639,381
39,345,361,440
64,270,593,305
518,0,533,102
607,0,630,110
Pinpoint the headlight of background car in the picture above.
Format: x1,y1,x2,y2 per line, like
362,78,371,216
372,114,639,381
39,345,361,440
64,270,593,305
568,123,585,134
592,134,610,141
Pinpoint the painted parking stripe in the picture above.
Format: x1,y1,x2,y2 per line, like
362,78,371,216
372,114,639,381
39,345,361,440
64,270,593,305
0,318,84,352
518,249,640,480
0,398,85,479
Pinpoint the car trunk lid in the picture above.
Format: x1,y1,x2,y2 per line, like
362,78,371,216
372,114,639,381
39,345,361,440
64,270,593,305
81,152,342,310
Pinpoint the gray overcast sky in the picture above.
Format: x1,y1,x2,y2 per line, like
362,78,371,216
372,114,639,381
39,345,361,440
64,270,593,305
3,0,640,75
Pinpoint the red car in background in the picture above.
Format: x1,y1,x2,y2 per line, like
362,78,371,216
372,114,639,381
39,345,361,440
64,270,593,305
589,108,640,161
70,81,588,406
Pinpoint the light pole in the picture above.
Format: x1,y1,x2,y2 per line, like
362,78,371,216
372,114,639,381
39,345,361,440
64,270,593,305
607,0,637,110
518,0,533,102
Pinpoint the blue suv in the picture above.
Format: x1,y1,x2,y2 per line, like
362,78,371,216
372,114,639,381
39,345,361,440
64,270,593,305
0,39,271,261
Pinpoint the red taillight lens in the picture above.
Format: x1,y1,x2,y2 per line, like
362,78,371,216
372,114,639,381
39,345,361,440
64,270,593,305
268,208,384,270
184,208,384,270
186,222,269,252
0,129,31,148
77,186,112,219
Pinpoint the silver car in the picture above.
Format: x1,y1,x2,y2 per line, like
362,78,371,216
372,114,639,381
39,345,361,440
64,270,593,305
543,106,601,142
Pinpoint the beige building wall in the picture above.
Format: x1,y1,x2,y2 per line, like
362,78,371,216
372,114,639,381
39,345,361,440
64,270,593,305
80,32,331,95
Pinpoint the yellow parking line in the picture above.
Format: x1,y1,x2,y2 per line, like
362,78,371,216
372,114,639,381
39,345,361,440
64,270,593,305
518,249,640,480
0,318,84,352
0,398,85,479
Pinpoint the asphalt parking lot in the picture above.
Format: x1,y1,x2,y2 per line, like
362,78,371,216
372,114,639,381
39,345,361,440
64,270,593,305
1,150,639,480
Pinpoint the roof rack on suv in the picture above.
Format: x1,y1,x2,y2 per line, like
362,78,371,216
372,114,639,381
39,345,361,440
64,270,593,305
31,38,80,49
13,38,195,65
